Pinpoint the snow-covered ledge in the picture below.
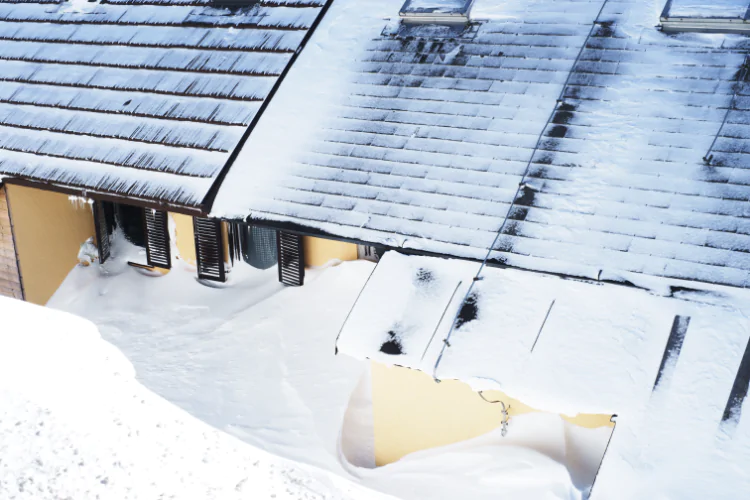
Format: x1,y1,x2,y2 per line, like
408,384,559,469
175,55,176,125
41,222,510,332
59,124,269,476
337,251,750,416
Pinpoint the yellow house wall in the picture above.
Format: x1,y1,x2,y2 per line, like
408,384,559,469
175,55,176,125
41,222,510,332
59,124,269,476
171,212,196,265
5,184,95,305
371,361,613,466
303,236,358,267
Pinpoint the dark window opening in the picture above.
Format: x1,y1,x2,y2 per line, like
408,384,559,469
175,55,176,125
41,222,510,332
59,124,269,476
115,203,146,248
358,244,387,263
227,222,278,270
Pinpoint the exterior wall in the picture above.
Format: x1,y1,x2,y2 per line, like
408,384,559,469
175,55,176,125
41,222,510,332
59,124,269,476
4,184,95,305
171,212,196,266
303,236,358,267
0,185,23,299
221,221,230,264
371,361,613,466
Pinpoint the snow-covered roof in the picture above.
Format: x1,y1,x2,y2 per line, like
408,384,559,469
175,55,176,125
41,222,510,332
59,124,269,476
214,0,750,288
336,251,750,497
0,0,327,208
337,251,749,412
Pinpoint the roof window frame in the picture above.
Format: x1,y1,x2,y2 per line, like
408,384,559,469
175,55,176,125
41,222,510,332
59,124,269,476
399,0,476,25
660,0,750,33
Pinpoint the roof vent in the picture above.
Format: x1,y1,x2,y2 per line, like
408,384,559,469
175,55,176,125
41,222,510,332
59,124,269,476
660,0,750,33
399,0,475,25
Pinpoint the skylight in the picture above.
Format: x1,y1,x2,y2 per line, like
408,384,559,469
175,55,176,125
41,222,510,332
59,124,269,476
661,0,750,33
399,0,475,24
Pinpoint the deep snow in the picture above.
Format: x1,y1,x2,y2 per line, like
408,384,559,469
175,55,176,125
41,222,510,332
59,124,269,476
46,241,587,500
0,296,390,500
337,251,750,499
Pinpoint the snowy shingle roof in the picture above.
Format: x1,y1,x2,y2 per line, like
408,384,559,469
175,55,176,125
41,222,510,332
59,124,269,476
215,0,750,288
0,0,327,208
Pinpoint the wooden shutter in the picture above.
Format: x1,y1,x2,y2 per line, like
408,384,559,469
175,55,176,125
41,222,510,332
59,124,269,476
194,217,226,282
277,231,304,286
144,209,171,269
92,200,112,264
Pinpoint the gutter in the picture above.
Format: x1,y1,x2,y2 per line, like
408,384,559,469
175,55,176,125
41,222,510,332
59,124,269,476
1,177,207,217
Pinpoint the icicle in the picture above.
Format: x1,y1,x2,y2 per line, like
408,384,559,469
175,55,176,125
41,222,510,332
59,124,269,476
67,195,94,211
499,401,510,437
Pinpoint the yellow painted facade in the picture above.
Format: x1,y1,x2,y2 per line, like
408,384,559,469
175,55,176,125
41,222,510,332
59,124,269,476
303,236,358,267
171,212,196,265
371,361,613,466
221,221,230,264
4,184,95,305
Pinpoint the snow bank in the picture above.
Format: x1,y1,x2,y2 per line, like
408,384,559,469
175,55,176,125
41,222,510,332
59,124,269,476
336,252,750,498
0,296,390,500
46,249,594,499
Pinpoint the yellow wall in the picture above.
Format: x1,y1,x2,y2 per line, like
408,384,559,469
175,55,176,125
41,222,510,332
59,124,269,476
5,184,95,305
171,212,196,265
303,236,358,267
371,361,613,466
221,221,230,264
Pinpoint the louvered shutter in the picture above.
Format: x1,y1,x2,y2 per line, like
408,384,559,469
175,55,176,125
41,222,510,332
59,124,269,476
144,209,171,269
194,217,226,282
277,231,304,286
92,200,112,264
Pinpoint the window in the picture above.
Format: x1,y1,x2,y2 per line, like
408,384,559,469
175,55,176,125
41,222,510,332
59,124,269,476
661,0,750,32
92,201,171,269
227,222,278,271
400,0,475,24
116,203,146,248
358,244,387,263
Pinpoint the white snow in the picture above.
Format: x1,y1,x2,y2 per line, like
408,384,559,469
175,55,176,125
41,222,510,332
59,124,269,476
0,296,390,500
401,0,471,15
42,244,597,500
211,0,750,289
668,0,749,18
337,251,750,499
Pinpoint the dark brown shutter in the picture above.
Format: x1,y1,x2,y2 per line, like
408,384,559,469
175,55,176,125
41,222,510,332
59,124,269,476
144,209,171,269
277,231,304,286
92,200,111,264
226,221,243,266
194,217,226,282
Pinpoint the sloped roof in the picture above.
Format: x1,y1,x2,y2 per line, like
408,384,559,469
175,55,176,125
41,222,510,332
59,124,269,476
0,0,327,208
215,0,750,288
